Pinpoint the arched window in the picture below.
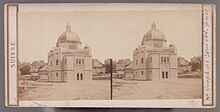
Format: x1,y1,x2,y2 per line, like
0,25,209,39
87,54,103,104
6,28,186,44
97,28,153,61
79,59,81,64
76,58,78,64
162,72,164,79
80,73,83,80
166,72,168,78
56,73,58,77
141,71,144,75
161,57,163,63
141,58,144,63
164,57,166,62
77,73,80,80
56,60,59,65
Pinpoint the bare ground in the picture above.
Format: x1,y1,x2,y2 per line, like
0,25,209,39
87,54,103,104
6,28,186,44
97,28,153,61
19,78,201,100
19,80,111,100
113,78,202,100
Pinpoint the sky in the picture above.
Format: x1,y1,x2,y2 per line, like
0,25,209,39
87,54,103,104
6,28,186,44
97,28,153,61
18,10,202,63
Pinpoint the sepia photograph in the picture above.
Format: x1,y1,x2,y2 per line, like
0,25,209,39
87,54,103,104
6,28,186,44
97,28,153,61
18,10,202,101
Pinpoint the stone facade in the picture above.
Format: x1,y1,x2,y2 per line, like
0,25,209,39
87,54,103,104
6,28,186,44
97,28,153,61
47,24,92,82
133,22,178,80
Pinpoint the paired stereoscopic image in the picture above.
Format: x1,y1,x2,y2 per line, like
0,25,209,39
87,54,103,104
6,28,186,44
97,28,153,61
18,11,202,100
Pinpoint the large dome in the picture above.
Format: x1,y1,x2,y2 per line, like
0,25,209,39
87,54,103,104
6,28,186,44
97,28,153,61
142,22,166,42
57,24,81,43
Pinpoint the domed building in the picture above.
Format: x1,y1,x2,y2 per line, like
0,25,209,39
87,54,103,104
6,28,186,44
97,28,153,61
47,24,92,82
132,22,177,80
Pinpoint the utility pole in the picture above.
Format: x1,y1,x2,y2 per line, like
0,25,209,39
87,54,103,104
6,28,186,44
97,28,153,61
110,59,113,100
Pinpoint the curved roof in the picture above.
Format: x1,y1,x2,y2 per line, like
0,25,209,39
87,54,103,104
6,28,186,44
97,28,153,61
169,43,175,48
142,22,166,42
57,24,81,43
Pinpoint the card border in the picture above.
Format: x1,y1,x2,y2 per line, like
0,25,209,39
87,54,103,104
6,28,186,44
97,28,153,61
4,3,216,108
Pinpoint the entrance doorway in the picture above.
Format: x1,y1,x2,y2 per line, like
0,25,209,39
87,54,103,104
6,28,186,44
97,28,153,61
161,65,169,79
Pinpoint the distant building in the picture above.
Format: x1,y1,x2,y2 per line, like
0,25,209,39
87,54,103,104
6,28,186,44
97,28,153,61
124,62,133,79
177,57,191,73
19,75,32,80
31,73,40,81
30,66,39,73
92,59,103,68
113,59,132,79
116,59,132,68
115,68,125,79
133,22,178,80
38,65,48,81
115,59,132,75
31,60,46,69
92,59,105,75
47,24,92,82
177,57,189,67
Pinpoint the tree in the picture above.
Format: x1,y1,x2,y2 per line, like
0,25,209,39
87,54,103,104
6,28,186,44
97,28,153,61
189,56,202,72
20,65,31,75
104,59,117,73
31,60,46,69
